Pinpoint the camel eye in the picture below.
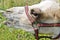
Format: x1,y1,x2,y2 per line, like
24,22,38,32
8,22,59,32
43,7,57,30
33,13,39,16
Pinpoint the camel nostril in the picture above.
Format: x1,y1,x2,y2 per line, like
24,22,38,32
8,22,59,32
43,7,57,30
31,10,39,16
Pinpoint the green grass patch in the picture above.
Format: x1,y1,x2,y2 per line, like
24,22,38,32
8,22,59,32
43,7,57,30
0,13,52,40
0,0,59,40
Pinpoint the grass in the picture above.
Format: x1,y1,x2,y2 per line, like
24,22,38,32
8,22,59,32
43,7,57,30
0,24,36,40
0,13,51,40
0,0,41,10
0,13,36,40
0,0,60,40
0,11,51,40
